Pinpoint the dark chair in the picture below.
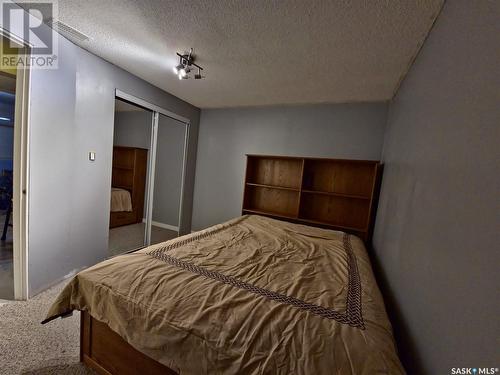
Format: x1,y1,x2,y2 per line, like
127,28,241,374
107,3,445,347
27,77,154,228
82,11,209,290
1,198,12,241
0,170,13,241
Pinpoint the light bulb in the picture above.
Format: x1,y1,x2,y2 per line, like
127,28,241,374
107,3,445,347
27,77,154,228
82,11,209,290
173,64,184,75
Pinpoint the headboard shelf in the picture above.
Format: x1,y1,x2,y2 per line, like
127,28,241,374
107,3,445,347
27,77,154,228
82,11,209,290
245,156,303,189
112,165,135,171
301,190,371,200
242,155,382,242
242,208,298,221
245,182,300,192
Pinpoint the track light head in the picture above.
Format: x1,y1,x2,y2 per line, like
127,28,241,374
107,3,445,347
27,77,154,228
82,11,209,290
179,66,190,77
172,48,204,80
194,67,203,79
173,64,183,74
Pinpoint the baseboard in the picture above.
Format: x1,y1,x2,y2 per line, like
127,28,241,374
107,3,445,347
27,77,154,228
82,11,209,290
151,221,179,232
141,218,179,232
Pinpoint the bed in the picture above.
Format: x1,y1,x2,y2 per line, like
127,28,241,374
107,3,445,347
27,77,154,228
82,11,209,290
43,214,404,374
110,187,133,212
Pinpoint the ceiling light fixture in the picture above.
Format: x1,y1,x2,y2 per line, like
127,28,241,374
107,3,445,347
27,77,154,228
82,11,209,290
173,63,183,75
179,66,189,77
173,48,204,80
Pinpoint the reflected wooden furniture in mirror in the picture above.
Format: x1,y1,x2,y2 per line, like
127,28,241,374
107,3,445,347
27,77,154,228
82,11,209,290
242,155,382,242
110,146,148,228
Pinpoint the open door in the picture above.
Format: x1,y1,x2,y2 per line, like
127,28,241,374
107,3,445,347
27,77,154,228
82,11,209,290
0,34,30,300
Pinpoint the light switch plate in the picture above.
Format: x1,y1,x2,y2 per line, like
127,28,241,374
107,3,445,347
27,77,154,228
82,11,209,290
89,151,96,161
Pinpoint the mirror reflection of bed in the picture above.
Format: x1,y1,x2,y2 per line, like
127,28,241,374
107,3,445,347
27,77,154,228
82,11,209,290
108,98,184,256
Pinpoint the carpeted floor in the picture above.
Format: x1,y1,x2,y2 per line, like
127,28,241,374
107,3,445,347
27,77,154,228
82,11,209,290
108,222,177,256
0,280,96,375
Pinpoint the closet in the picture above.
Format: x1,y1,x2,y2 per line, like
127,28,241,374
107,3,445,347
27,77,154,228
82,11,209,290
108,93,189,256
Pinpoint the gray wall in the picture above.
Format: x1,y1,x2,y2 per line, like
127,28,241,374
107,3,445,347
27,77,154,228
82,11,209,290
192,103,387,230
373,1,500,373
2,11,200,295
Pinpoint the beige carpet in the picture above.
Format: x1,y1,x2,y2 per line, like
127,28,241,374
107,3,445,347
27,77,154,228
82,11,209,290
0,280,95,375
108,222,177,257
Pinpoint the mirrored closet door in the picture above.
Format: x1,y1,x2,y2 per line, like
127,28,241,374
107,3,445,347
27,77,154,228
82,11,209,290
108,98,153,256
108,91,189,257
146,113,188,246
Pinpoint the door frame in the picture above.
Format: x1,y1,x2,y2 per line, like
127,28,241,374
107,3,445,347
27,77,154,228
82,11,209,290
114,89,190,246
1,31,31,300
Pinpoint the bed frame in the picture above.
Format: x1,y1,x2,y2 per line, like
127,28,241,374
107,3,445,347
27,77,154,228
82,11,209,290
82,154,383,374
109,146,148,228
80,311,176,375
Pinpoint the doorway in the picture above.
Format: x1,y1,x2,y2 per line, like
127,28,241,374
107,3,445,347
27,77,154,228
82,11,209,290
108,92,189,256
0,34,29,300
0,72,15,300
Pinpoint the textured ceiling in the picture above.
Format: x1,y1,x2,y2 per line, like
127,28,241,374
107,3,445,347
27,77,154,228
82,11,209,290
29,0,443,108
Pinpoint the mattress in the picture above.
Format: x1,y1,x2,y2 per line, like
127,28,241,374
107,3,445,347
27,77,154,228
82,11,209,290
110,187,132,212
44,215,404,374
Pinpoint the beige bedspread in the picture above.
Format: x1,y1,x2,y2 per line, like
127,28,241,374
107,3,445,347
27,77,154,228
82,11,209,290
44,215,404,374
110,187,132,212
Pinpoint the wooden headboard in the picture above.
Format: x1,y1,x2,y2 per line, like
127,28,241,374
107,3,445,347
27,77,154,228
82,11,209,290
110,146,148,228
242,155,382,243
